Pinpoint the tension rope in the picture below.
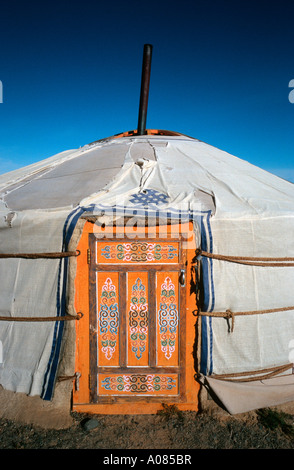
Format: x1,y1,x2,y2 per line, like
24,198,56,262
196,249,294,267
196,249,294,332
198,306,294,333
0,250,80,259
0,312,83,322
208,363,293,382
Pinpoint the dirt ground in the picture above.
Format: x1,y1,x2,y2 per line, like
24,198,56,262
0,405,293,451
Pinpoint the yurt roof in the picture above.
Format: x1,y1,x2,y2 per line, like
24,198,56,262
0,129,293,219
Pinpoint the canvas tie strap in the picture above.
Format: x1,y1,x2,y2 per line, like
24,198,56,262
0,250,80,259
196,249,294,267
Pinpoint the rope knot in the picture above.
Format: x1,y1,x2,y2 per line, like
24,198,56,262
225,309,235,333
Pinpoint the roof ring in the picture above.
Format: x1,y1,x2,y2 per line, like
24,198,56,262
87,129,196,146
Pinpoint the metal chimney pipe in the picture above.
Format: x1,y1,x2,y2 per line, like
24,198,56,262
137,44,153,135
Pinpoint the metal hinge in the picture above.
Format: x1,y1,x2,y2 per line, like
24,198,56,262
87,248,91,264
179,269,185,287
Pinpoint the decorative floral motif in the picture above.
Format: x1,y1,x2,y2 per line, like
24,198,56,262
99,277,119,360
129,278,148,360
101,242,178,263
158,277,179,360
101,374,176,393
129,189,169,209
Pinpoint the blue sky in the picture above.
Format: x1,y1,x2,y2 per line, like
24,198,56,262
0,0,294,182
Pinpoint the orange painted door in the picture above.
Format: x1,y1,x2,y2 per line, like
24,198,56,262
88,237,187,404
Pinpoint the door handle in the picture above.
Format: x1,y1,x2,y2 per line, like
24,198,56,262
179,269,185,287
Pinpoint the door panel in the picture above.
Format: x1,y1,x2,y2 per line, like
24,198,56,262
96,241,179,264
96,272,120,367
98,373,178,396
89,236,186,404
156,271,179,367
127,272,149,367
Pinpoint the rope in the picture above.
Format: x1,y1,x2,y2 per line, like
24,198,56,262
0,250,80,259
199,306,294,333
57,375,77,382
209,363,293,382
0,312,83,322
57,372,81,391
197,249,294,267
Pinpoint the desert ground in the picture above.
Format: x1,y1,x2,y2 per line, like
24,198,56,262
0,405,293,451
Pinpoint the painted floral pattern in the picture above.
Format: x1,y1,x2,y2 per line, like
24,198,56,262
158,277,179,360
129,277,148,360
101,374,177,393
100,242,178,263
99,277,119,360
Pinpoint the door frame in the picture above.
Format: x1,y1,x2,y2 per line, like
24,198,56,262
72,221,200,414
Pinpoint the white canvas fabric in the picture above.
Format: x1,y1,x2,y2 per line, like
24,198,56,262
0,133,293,412
204,374,294,414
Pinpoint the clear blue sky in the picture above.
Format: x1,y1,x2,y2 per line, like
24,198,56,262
0,0,294,182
